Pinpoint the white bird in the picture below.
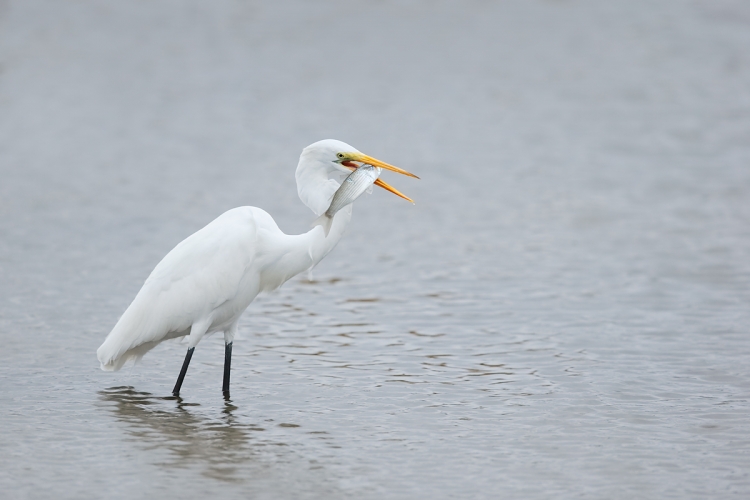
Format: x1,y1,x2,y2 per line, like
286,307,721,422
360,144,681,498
96,139,418,397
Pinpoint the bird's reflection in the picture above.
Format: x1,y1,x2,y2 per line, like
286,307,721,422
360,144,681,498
98,386,268,482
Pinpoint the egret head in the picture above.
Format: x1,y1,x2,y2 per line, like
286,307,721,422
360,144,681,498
297,140,419,213
300,139,362,179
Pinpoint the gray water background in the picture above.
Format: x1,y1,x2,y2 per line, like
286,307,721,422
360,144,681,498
1,0,749,498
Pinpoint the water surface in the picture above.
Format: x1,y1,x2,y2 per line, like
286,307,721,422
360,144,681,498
1,1,749,498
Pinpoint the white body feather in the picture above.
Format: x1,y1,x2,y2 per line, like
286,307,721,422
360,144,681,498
97,140,358,371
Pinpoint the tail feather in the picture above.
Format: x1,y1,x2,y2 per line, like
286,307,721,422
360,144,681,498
97,295,190,371
97,341,155,371
312,214,333,236
97,328,190,371
96,326,149,371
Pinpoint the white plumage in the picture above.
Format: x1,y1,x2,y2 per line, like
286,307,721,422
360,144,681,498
96,139,417,396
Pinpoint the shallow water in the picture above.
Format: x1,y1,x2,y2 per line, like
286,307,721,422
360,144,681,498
2,0,750,498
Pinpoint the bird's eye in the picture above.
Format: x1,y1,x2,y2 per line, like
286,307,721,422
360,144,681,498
336,153,345,159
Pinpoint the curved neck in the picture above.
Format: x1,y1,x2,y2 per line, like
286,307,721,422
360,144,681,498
303,204,353,269
296,152,347,216
259,205,353,292
284,143,357,283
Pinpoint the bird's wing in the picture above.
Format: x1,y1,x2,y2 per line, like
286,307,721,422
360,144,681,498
98,208,261,368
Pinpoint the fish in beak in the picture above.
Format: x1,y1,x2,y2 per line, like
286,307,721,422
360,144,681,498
337,152,419,203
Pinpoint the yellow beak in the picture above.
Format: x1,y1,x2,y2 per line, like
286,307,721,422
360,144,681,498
348,153,420,179
373,178,414,203
343,152,419,203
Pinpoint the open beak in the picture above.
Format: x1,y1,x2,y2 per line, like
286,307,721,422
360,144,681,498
348,153,420,179
343,152,419,203
372,178,414,203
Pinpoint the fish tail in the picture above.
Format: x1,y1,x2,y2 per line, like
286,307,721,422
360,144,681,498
312,214,333,236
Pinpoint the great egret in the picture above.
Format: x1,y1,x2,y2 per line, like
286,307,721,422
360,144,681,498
96,139,418,397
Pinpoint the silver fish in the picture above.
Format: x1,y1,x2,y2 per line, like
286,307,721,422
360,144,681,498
315,165,380,236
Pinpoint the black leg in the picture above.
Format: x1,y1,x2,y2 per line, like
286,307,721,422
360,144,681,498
172,347,195,396
222,341,233,397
